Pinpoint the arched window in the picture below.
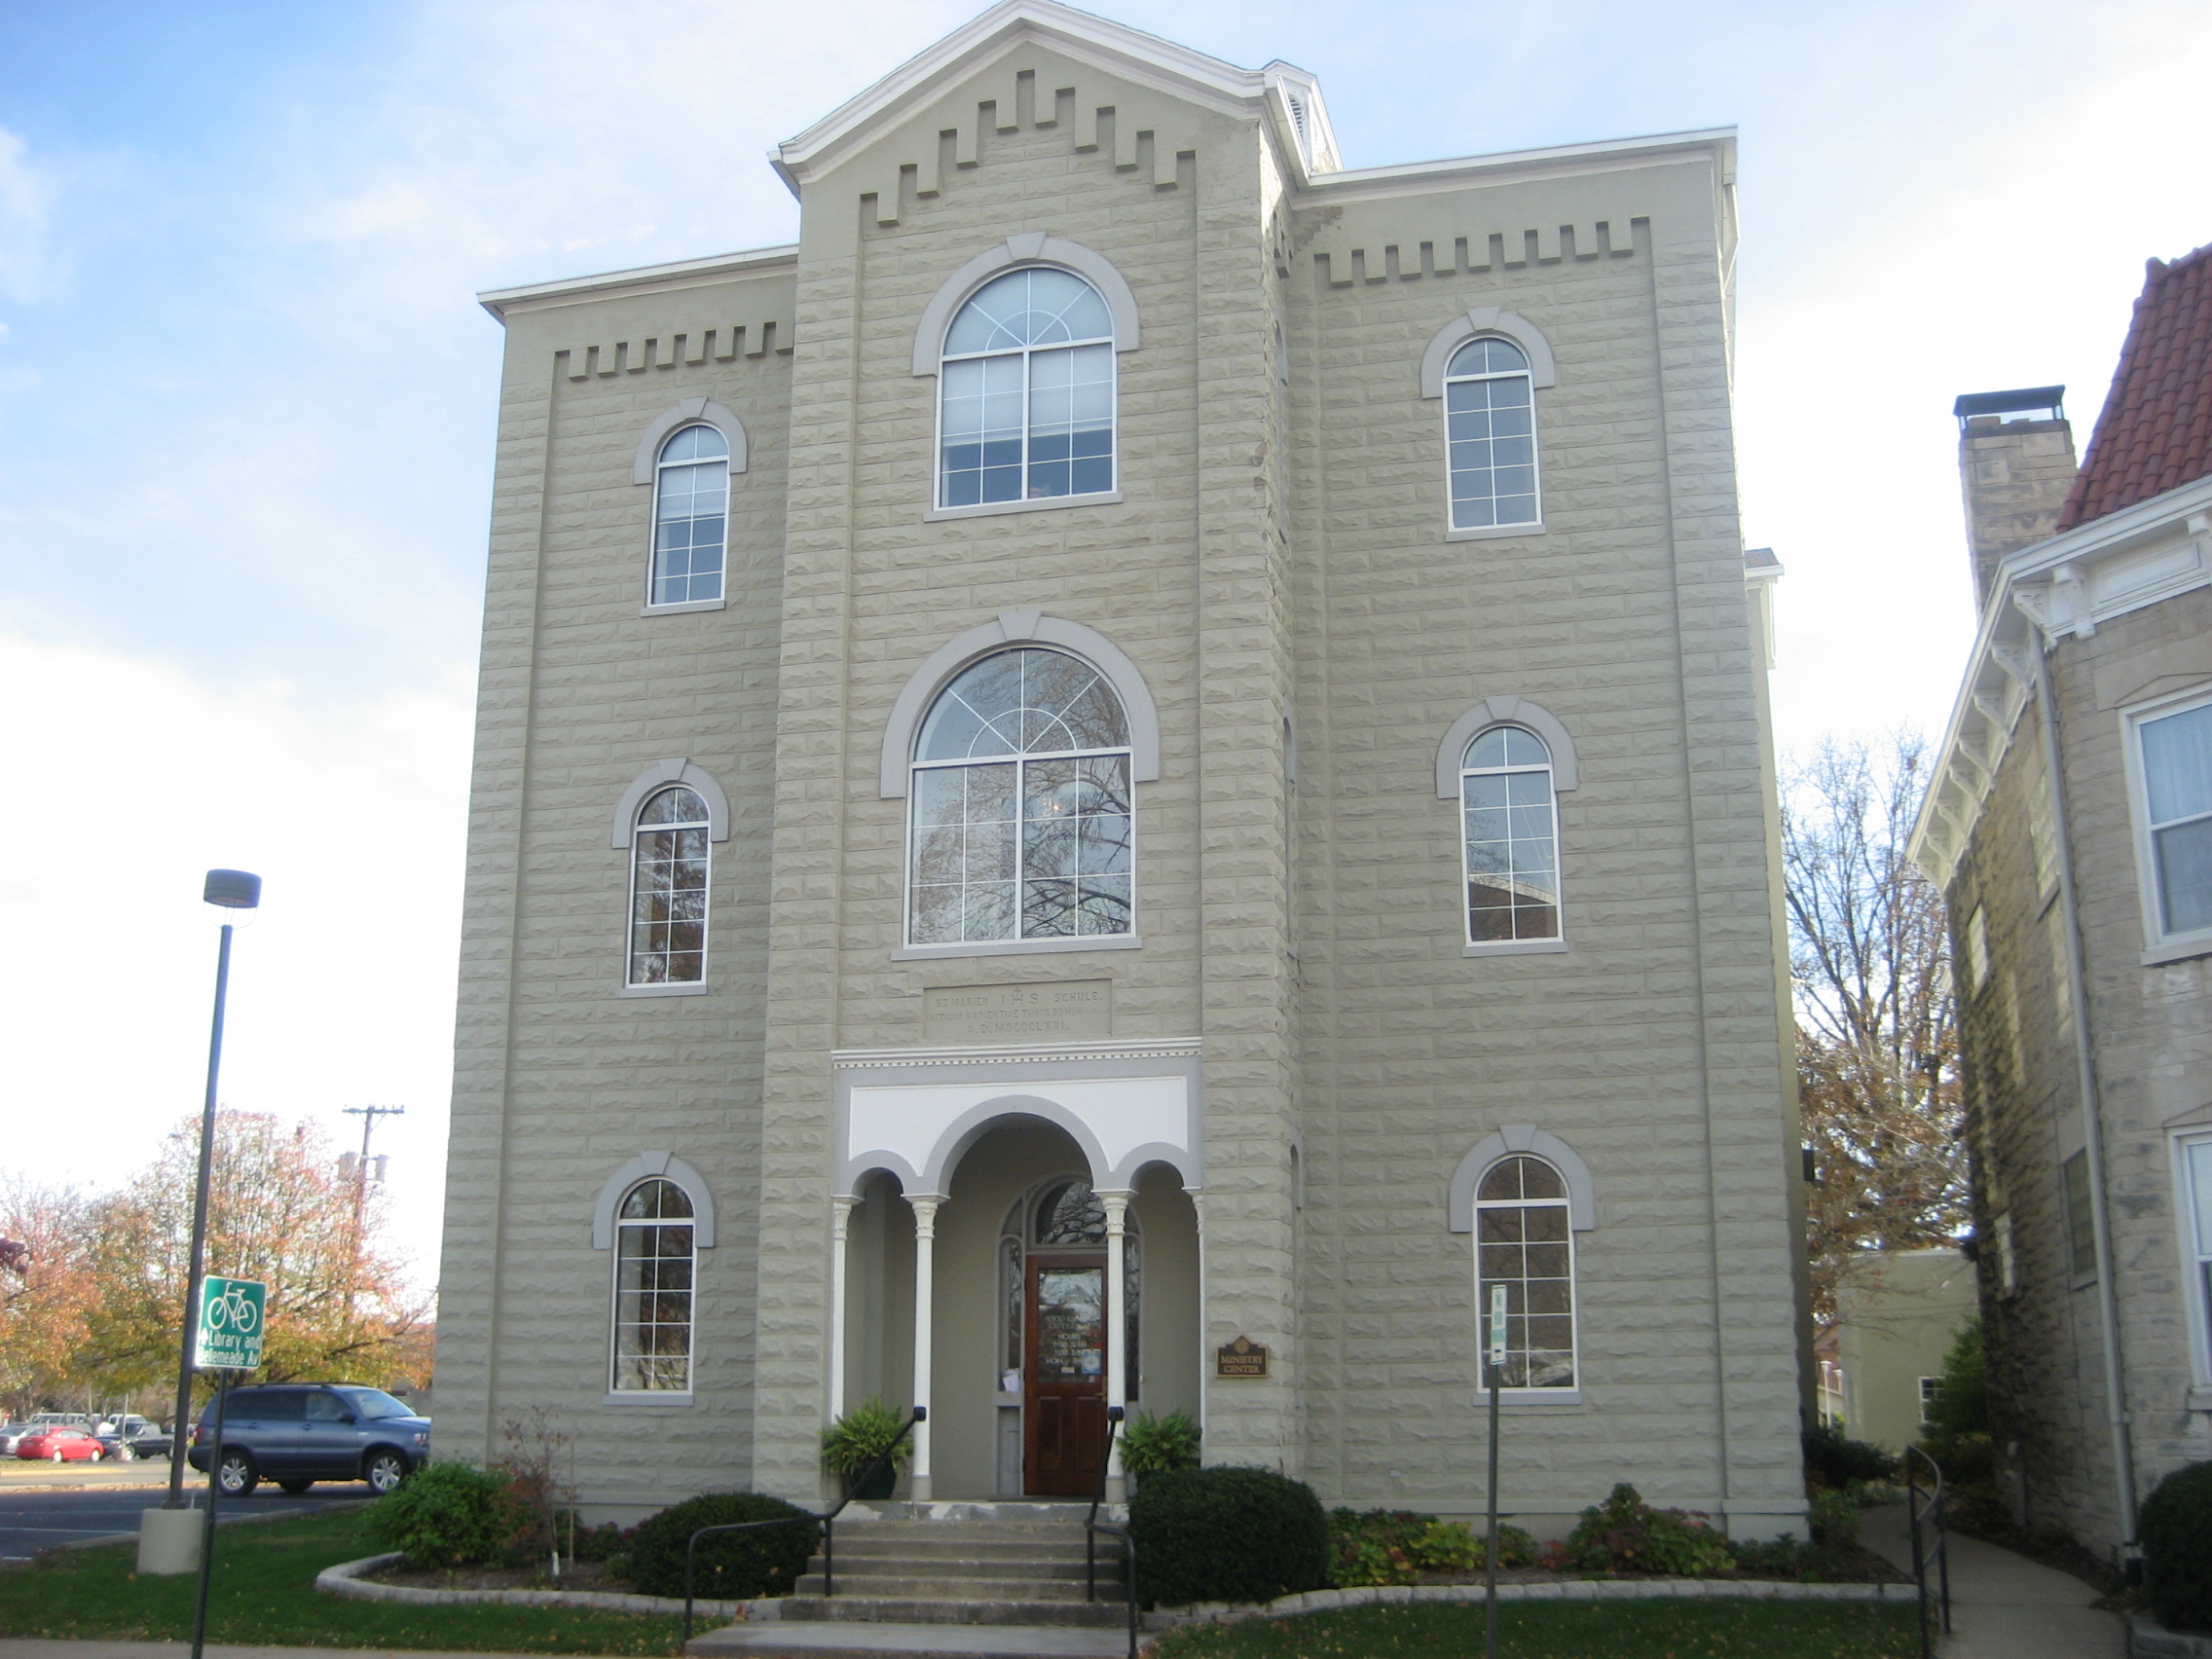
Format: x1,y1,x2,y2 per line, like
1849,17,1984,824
1475,1154,1576,1390
612,1177,695,1392
1444,338,1538,531
650,424,729,607
939,269,1115,508
908,647,1132,944
1461,724,1560,944
628,785,710,985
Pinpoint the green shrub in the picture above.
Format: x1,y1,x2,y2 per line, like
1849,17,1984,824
1326,1508,1429,1587
1921,1321,1988,1439
1808,1487,1862,1549
1802,1424,1897,1490
619,1492,820,1600
1121,1409,1202,1477
819,1398,912,1476
2140,1460,2212,1633
1129,1466,1328,1606
361,1460,507,1567
1562,1484,1733,1577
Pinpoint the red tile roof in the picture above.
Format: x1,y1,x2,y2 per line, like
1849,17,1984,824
2058,242,2212,530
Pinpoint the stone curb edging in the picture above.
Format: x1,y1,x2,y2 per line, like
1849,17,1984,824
1161,1575,1916,1624
2132,1613,2212,1658
315,1553,759,1619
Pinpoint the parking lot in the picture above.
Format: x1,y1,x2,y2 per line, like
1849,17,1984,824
0,1461,368,1560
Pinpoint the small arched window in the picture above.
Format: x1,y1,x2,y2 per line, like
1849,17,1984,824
1444,337,1538,531
612,1177,695,1392
650,424,729,607
908,647,1132,944
1461,725,1560,944
1475,1154,1576,1390
628,785,710,985
940,269,1115,508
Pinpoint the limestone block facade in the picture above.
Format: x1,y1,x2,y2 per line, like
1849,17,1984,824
436,1,1806,1537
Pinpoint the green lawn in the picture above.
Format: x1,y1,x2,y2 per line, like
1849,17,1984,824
1153,1599,1922,1659
0,1508,688,1654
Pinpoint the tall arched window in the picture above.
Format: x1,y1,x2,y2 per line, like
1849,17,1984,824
1444,337,1538,530
628,785,710,985
909,647,1131,944
940,269,1115,508
1475,1154,1576,1390
1461,725,1560,943
611,1177,695,1392
650,424,729,607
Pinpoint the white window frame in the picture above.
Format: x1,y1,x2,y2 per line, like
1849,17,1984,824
608,1176,697,1396
932,267,1118,515
645,424,731,611
2122,683,2212,963
626,784,712,990
1458,724,1565,952
2174,1130,2212,1396
1470,1154,1580,1398
1441,338,1541,535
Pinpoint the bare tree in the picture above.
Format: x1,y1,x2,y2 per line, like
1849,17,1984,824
1783,732,1968,1324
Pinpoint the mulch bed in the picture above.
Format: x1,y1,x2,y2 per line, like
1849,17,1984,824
362,1558,640,1595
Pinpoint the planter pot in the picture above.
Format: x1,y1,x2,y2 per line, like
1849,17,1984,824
845,1462,898,1501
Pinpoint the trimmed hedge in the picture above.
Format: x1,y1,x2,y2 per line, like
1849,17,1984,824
1128,1465,1328,1607
617,1492,820,1601
361,1460,506,1567
2141,1460,2212,1634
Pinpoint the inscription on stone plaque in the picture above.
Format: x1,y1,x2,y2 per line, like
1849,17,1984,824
924,979,1113,1044
1215,1334,1270,1378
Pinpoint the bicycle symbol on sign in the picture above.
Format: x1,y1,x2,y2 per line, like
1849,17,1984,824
205,1282,261,1335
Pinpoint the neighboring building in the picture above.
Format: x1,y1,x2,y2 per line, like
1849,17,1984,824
1830,1250,1976,1455
435,0,1808,1537
1911,242,2212,1560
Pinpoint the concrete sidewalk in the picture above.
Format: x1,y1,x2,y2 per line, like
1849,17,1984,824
1862,1503,2124,1657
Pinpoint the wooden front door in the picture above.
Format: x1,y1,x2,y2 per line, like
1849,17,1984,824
1024,1254,1109,1496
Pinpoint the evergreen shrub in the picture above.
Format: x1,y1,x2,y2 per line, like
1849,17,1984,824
361,1460,506,1567
618,1492,820,1600
1802,1423,1897,1490
1127,1466,1328,1606
2140,1461,2212,1634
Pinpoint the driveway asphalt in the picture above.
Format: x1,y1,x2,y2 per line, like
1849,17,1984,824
0,1483,369,1562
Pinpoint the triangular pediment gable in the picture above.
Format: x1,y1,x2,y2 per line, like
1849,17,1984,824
772,0,1339,192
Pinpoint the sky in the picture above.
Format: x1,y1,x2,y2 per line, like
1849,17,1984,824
2,0,2208,1295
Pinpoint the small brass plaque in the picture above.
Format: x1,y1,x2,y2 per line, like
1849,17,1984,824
924,979,1113,1045
1216,1335,1270,1379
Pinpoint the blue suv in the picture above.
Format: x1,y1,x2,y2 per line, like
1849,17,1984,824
187,1383,430,1496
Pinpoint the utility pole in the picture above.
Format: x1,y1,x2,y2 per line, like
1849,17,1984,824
339,1105,403,1318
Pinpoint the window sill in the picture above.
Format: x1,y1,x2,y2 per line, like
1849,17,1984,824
2187,1383,2212,1413
1463,938,1567,957
603,1391,695,1408
1472,1388,1584,1407
2141,935,2212,967
641,598,727,616
924,491,1121,523
1447,521,1545,543
620,981,710,998
892,934,1142,962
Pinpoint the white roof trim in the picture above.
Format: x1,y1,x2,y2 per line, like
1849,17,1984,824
478,244,798,319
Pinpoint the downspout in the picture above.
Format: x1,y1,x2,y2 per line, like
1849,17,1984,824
2020,605,2139,1554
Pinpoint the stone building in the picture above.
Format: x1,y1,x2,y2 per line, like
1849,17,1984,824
435,0,1807,1539
1911,242,2212,1558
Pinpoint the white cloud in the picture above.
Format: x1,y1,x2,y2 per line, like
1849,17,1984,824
0,129,55,303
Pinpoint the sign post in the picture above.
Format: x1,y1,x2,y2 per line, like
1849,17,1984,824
189,1276,263,1659
1484,1283,1507,1659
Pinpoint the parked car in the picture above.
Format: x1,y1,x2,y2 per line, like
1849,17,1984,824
186,1383,430,1496
1,1416,91,1456
96,1422,173,1461
16,1426,104,1461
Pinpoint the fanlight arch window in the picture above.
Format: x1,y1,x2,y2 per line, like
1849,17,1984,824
908,646,1132,944
1474,1155,1576,1390
939,268,1115,508
1444,337,1538,530
1460,724,1560,943
651,424,729,606
611,1177,695,1392
628,785,711,984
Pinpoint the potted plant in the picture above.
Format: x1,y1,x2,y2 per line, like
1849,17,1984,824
1119,1408,1201,1492
821,1398,911,1499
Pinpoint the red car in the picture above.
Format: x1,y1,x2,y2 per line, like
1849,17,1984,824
16,1426,104,1461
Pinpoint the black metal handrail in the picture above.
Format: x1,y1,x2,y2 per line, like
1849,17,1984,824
682,1404,924,1641
1904,1444,1952,1659
1083,1406,1138,1659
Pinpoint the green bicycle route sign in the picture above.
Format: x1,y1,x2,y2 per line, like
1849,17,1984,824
194,1275,266,1371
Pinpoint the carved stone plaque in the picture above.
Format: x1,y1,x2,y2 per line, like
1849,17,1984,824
923,978,1114,1045
1215,1335,1270,1378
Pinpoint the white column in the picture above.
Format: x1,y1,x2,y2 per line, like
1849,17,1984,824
1190,1189,1208,1441
1102,1190,1130,1503
827,1196,855,1426
908,1195,940,1504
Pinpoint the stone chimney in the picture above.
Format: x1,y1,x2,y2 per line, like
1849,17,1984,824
1954,387,2078,611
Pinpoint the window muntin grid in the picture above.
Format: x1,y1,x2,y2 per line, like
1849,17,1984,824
2139,697,2212,939
650,424,729,607
1444,337,1538,530
908,647,1132,944
612,1178,694,1392
939,269,1115,508
1474,1154,1576,1390
628,785,710,985
1460,724,1560,943
2187,1138,2212,1373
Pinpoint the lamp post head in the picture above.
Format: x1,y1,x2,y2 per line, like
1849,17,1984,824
203,869,262,910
